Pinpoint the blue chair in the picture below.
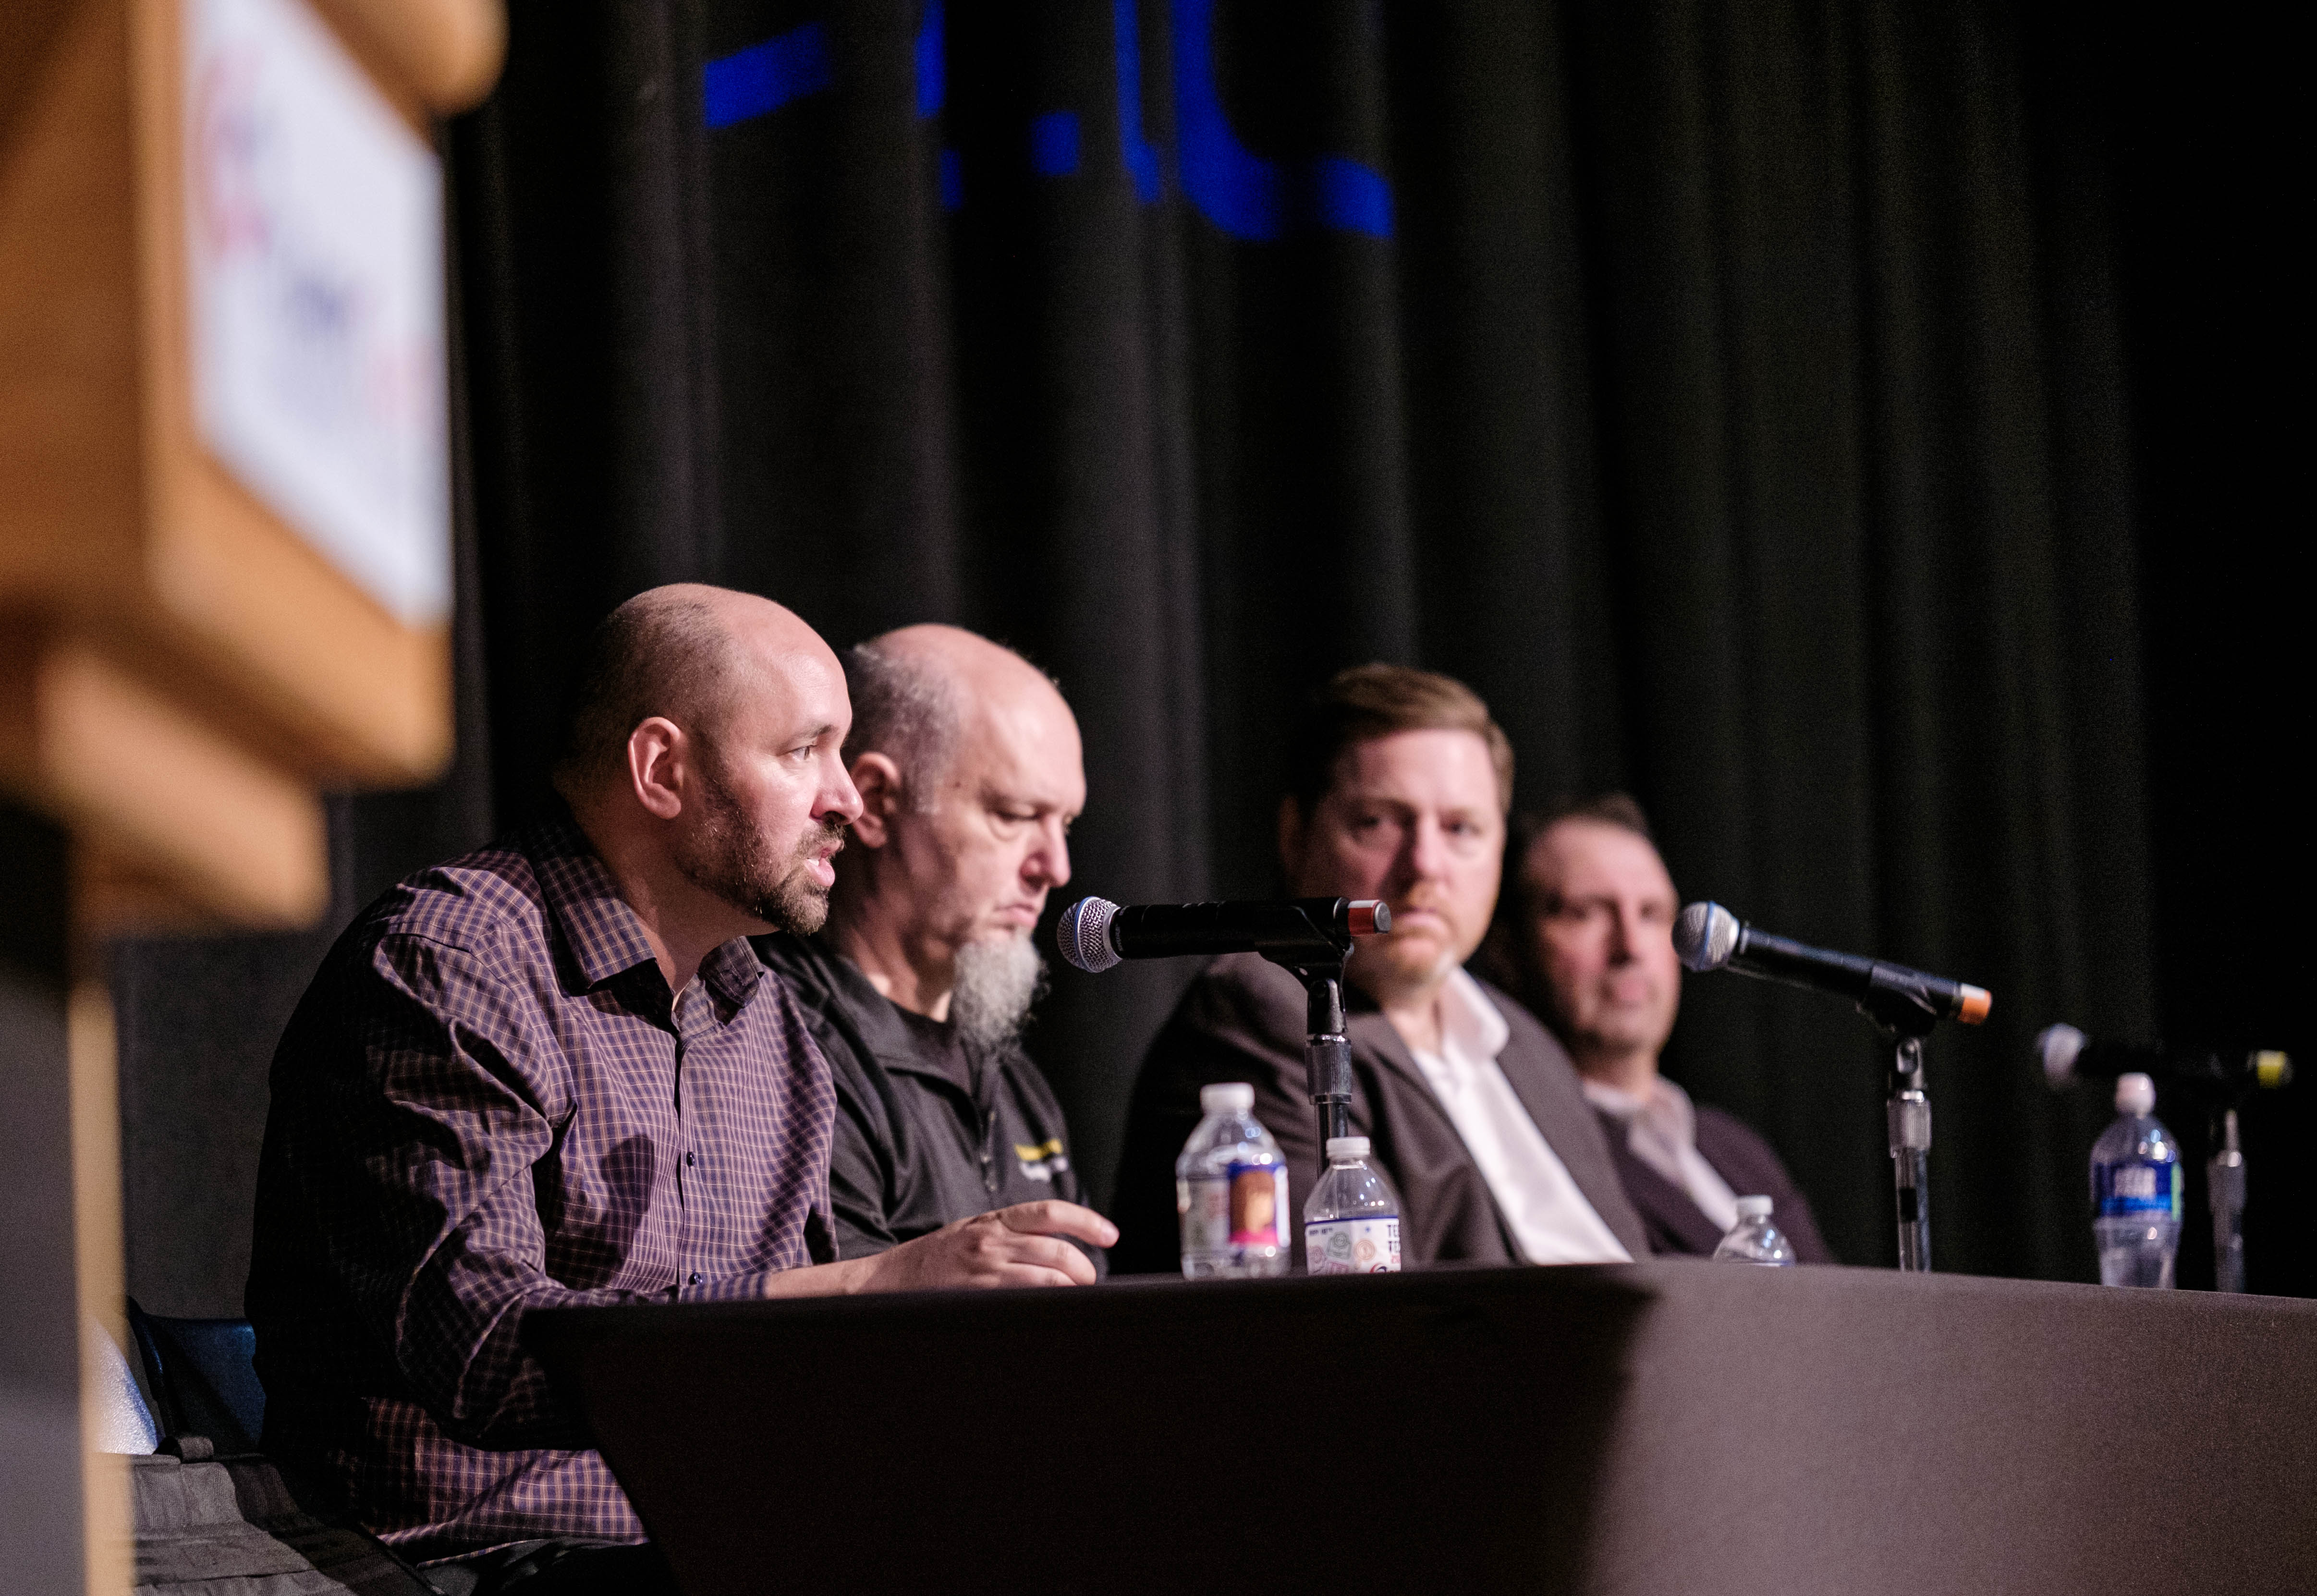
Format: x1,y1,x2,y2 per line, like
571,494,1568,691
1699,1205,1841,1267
126,1299,265,1456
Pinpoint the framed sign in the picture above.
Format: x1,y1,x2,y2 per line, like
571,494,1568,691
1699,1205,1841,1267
0,0,500,926
187,0,452,632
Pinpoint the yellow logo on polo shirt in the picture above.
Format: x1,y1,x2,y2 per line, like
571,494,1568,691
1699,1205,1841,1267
1014,1137,1070,1183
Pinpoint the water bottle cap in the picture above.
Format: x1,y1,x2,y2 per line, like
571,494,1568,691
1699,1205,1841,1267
1199,1083,1256,1115
2115,1072,2156,1117
1734,1194,1774,1219
1325,1136,1371,1159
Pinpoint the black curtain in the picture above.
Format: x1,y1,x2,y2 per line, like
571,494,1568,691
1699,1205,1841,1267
106,0,2310,1310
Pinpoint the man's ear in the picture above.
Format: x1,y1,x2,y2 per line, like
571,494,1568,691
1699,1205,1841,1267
847,752,904,847
1276,794,1306,888
627,718,687,820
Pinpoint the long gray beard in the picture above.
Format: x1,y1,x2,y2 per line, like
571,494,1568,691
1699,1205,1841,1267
950,933,1047,1050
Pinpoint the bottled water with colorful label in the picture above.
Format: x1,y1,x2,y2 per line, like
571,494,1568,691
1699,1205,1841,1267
1304,1135,1403,1274
2091,1072,2181,1289
1176,1083,1289,1278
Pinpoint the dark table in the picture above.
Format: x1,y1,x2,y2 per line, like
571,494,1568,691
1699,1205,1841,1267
526,1261,2317,1595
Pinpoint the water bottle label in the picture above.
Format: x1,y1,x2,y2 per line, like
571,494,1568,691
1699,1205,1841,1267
1227,1160,1288,1249
2094,1159,2182,1218
1180,1163,1288,1255
1181,1174,1230,1254
1305,1215,1401,1274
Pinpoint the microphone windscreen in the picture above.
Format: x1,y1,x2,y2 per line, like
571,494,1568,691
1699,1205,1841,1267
1674,902,1741,972
2036,1023,2087,1086
1057,897,1121,973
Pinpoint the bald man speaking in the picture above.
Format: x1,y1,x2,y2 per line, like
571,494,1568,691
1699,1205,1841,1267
247,587,1113,1592
755,626,1098,1264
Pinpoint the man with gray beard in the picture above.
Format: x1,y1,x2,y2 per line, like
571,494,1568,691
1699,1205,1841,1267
247,588,1112,1589
754,624,1100,1267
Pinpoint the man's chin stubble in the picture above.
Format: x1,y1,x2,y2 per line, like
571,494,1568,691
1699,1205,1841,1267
763,876,830,937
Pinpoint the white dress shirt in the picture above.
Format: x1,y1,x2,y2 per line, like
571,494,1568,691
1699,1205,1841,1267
1403,969,1633,1266
1582,1073,1742,1236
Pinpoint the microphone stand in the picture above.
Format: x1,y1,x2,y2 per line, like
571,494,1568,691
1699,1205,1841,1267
2209,1108,2247,1293
1886,1034,1932,1272
1260,915,1363,1159
1290,962,1355,1152
1861,970,1942,1273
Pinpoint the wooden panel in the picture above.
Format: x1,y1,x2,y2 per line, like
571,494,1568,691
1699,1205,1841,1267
0,0,144,603
313,0,506,113
0,633,327,928
0,0,460,787
72,984,132,1596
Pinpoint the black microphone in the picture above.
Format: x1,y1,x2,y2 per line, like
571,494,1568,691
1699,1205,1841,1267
1674,900,1991,1032
2037,1024,2292,1096
1057,897,1389,973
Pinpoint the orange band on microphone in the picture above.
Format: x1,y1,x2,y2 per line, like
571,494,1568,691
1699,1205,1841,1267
1958,985,1993,1024
1348,900,1388,936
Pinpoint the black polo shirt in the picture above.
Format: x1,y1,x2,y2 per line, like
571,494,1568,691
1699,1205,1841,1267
753,933,1100,1272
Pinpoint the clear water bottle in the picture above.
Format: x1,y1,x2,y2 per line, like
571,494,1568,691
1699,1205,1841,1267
1304,1136,1403,1275
1711,1195,1797,1266
2091,1072,2181,1289
1176,1083,1289,1279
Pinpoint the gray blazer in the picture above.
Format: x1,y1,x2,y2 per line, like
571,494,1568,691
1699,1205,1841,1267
1111,952,1651,1272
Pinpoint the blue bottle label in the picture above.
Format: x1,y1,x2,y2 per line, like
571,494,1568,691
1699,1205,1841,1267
2094,1159,2181,1218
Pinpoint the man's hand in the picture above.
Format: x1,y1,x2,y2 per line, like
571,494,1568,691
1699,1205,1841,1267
860,1201,1118,1292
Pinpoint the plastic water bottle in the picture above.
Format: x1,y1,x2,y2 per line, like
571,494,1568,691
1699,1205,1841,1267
2091,1072,2181,1289
1711,1195,1797,1266
1176,1083,1289,1279
1303,1136,1403,1274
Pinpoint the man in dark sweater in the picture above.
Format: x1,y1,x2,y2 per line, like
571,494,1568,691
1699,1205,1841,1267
755,625,1097,1265
1490,795,1833,1262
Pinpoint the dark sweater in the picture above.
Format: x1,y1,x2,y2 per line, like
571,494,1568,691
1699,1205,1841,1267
753,933,1098,1271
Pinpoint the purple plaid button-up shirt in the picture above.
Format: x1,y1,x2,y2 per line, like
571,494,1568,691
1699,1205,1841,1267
248,815,837,1559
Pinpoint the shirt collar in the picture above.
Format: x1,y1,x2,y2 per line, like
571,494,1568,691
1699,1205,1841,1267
522,811,764,1011
1432,966,1511,1063
1582,1072,1698,1141
763,933,956,1070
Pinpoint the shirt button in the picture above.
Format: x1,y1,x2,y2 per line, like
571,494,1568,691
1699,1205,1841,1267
685,1151,696,1167
687,1272,702,1286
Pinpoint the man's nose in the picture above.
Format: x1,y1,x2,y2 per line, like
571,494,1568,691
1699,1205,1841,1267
1605,904,1638,962
819,758,865,827
1403,816,1452,883
1026,818,1072,889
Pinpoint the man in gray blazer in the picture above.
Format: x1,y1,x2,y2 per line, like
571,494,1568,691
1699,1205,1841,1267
1111,666,1649,1272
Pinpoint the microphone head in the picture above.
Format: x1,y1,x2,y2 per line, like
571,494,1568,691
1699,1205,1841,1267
2037,1023,2087,1087
1673,902,1741,972
1056,897,1122,974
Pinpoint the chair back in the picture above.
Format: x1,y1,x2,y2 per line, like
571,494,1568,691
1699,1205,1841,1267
126,1300,265,1456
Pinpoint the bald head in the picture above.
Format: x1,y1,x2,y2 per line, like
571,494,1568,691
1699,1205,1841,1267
555,584,833,797
844,624,1068,809
829,624,1084,1039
